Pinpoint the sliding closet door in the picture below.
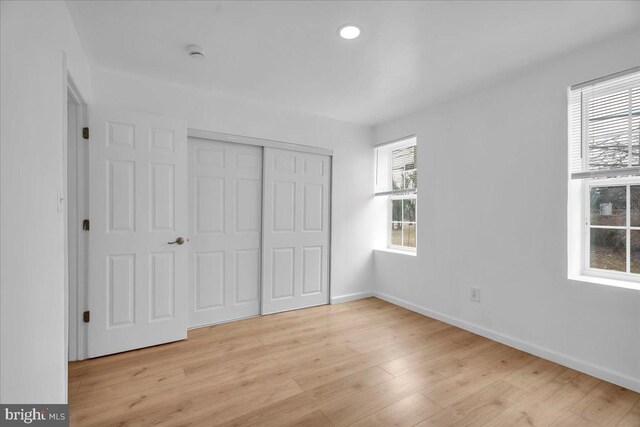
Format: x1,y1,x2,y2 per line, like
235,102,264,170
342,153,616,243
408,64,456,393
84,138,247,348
188,138,262,327
262,148,331,314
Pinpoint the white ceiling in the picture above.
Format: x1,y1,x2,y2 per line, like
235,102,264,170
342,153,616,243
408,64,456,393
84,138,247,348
67,1,640,126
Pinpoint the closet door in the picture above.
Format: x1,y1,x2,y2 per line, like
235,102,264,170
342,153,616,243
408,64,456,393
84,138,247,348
262,148,331,314
188,138,262,327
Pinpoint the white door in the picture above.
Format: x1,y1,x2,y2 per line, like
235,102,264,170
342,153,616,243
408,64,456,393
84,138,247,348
88,107,188,357
188,138,262,327
262,148,331,314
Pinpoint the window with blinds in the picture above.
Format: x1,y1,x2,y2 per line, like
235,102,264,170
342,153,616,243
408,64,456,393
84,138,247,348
568,68,640,285
569,67,640,179
375,136,418,252
375,136,417,195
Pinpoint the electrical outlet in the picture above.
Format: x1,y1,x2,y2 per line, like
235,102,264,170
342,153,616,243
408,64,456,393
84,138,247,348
470,287,481,302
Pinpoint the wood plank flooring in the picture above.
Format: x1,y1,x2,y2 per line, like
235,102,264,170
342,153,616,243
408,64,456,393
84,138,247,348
68,298,640,426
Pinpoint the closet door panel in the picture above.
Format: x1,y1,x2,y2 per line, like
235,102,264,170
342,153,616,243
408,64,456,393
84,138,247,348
188,138,262,327
262,148,330,314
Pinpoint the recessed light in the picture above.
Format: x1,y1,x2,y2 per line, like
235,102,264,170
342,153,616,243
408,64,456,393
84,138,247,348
338,24,361,40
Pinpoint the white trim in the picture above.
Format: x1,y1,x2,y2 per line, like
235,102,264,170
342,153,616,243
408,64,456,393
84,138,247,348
388,244,417,253
62,55,69,405
569,274,640,291
571,167,640,180
582,268,640,285
374,134,417,149
571,66,640,90
330,291,374,304
374,188,417,197
67,72,86,106
373,292,640,393
66,93,77,361
187,128,333,156
373,248,417,257
66,71,88,362
328,155,334,308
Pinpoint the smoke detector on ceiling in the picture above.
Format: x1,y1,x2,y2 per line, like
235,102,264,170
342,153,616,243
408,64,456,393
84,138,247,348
186,44,205,59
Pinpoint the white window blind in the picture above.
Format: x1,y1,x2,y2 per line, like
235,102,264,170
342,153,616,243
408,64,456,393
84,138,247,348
375,136,417,196
569,67,640,179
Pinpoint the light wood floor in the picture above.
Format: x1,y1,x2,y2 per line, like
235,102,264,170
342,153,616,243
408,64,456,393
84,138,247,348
69,298,640,426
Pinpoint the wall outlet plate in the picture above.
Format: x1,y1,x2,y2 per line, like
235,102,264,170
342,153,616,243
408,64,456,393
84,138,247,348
470,287,481,302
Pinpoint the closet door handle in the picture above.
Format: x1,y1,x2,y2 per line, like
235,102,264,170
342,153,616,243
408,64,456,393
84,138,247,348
168,237,185,245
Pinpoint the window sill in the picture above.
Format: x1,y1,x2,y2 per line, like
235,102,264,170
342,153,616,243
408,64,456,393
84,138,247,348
568,273,640,291
374,248,417,257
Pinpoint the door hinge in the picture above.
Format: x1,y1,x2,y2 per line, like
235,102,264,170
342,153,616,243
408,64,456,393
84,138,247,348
82,219,90,231
83,311,90,323
82,127,89,140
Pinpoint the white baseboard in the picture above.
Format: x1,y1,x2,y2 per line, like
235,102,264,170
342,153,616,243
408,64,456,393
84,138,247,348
331,291,374,304
374,291,640,393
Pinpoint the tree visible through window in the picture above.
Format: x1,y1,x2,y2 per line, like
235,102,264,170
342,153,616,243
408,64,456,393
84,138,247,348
588,184,640,274
390,146,416,248
391,197,416,248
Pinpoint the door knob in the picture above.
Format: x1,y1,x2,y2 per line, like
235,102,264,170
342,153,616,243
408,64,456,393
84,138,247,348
168,237,185,245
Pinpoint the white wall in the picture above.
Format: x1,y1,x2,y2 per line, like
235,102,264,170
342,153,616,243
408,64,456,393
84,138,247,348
90,66,376,303
373,29,640,391
0,1,91,403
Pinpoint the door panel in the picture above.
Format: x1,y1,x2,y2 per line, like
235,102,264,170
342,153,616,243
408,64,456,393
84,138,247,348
235,249,260,303
195,251,224,309
88,108,188,358
302,246,322,295
188,138,262,327
272,247,295,299
150,252,175,320
303,184,323,231
262,148,331,314
273,181,295,231
107,160,134,232
149,164,175,231
107,254,134,327
236,179,261,231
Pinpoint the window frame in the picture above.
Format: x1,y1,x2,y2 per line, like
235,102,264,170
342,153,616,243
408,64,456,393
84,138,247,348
374,136,418,253
569,68,640,287
388,193,417,252
582,176,640,283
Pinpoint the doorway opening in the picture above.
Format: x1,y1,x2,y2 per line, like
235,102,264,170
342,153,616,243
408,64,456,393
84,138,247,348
67,75,88,362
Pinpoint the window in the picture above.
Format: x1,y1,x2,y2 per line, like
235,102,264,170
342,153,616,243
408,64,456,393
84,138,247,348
375,136,417,251
569,67,640,282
